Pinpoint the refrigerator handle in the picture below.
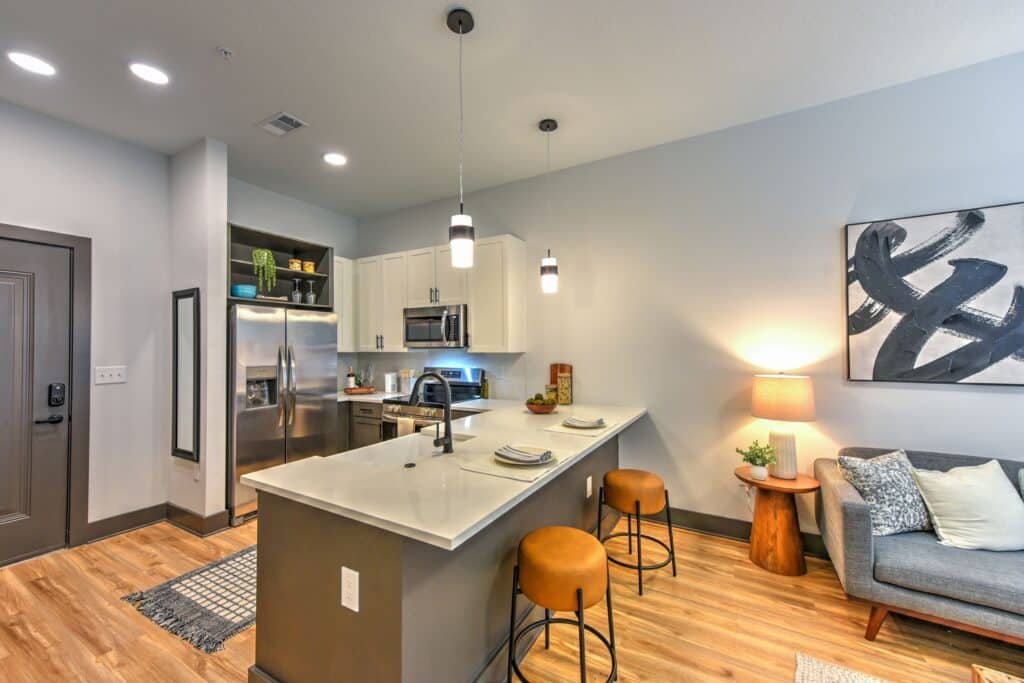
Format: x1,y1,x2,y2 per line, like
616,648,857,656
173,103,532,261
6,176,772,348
287,345,297,426
277,345,287,427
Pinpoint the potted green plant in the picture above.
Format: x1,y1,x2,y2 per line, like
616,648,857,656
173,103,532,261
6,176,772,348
736,440,777,481
252,248,277,294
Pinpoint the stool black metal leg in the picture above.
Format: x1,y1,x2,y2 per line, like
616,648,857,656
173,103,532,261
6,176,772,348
635,500,643,595
625,513,631,552
596,487,605,539
606,565,617,681
544,609,551,649
508,565,519,682
665,490,677,577
576,588,587,683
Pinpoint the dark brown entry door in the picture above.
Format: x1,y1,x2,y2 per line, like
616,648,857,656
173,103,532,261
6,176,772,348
0,238,71,565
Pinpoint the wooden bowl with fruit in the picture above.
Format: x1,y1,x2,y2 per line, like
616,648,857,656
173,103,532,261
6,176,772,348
525,393,557,414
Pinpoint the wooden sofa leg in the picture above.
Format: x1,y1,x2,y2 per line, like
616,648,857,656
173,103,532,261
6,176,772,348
865,605,889,641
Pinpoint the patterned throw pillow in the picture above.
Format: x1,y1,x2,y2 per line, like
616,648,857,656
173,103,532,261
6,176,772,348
838,450,932,536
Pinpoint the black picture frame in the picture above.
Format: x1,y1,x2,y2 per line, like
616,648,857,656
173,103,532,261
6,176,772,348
172,288,201,461
845,200,1024,387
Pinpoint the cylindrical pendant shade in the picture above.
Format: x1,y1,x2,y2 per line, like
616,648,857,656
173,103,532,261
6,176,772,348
751,374,815,422
540,254,558,294
449,214,474,268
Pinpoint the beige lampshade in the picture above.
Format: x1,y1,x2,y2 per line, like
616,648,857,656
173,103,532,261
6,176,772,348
751,374,815,422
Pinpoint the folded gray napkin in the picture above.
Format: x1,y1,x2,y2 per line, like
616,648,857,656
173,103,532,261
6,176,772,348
495,445,552,463
562,416,606,429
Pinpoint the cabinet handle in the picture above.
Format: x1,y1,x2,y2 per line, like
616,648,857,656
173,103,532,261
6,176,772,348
435,287,440,302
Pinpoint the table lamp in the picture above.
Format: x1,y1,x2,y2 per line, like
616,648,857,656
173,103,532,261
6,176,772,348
751,373,815,479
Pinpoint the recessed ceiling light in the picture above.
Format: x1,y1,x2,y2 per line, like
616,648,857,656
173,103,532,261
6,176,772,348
129,62,170,85
322,152,347,167
7,51,56,76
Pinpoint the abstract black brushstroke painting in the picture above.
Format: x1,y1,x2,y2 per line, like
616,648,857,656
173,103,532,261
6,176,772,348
846,202,1024,385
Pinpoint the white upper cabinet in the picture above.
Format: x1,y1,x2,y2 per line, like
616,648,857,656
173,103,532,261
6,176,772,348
406,248,435,307
380,251,407,351
405,246,468,306
356,256,382,352
356,235,524,353
333,256,356,353
467,235,526,353
434,246,468,305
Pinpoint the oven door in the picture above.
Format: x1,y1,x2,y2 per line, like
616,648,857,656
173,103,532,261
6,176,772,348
403,305,467,348
381,413,442,440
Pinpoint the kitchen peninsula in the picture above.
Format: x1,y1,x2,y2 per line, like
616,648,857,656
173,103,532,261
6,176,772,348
243,400,646,683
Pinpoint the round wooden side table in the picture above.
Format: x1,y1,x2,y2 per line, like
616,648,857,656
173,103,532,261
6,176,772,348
733,466,820,576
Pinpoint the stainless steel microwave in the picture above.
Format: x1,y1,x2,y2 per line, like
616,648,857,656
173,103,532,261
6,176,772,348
403,304,468,348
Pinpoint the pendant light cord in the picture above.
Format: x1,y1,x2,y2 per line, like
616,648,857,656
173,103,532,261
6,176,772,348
545,130,552,232
458,23,465,214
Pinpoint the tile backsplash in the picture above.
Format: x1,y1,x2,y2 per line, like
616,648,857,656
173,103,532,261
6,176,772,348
337,351,528,399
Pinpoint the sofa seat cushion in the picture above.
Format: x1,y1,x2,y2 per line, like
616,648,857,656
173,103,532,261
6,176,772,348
874,532,1024,617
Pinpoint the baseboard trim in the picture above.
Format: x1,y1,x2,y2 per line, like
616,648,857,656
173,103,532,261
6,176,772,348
74,503,167,546
642,507,829,560
166,503,230,537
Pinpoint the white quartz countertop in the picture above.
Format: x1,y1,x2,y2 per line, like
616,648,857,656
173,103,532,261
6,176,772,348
242,400,646,550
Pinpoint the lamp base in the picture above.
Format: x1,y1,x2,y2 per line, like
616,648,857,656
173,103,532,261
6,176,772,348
768,429,797,479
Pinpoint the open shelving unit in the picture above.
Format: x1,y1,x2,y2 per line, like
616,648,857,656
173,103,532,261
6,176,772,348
227,223,334,311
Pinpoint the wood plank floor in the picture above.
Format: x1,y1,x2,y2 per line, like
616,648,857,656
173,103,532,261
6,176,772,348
1,520,1022,682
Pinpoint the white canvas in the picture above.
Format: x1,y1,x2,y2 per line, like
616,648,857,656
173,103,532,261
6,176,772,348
846,202,1024,385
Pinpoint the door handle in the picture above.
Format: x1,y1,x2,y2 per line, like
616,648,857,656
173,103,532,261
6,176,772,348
34,414,64,425
287,345,297,426
435,287,440,303
277,345,287,427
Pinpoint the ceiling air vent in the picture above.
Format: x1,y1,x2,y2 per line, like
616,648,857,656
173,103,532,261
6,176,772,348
258,112,308,137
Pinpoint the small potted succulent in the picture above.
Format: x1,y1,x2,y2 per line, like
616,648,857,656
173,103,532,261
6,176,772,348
736,440,777,481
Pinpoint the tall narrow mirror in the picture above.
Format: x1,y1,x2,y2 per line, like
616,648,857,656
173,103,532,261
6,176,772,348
172,288,200,461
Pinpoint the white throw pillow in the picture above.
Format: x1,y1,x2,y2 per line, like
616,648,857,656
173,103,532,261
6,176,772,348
911,460,1024,551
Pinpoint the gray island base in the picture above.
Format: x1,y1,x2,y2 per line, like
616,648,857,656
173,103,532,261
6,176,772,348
249,437,621,683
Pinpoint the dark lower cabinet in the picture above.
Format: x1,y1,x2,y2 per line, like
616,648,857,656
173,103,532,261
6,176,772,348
350,417,382,449
337,401,350,452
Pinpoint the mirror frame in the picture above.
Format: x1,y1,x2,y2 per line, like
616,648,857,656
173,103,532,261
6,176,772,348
172,288,201,461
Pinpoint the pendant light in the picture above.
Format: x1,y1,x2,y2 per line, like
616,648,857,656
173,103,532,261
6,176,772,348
447,9,475,268
539,118,559,294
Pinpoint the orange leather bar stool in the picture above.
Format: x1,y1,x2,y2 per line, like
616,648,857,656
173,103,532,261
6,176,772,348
507,526,617,683
599,469,677,595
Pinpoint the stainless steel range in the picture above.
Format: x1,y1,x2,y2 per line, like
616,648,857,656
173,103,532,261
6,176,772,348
381,366,484,439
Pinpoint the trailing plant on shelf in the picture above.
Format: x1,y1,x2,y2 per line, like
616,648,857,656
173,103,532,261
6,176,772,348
736,440,777,466
251,248,277,293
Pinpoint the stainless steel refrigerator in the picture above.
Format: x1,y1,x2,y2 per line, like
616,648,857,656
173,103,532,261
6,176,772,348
228,305,338,524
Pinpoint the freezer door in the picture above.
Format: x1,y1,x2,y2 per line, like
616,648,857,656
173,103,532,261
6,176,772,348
230,305,287,521
285,310,339,461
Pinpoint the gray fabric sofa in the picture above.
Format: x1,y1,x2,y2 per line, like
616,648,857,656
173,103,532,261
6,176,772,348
814,447,1024,645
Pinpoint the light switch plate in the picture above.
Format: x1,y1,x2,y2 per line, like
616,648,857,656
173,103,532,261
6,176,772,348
95,365,127,385
586,475,593,499
341,566,359,612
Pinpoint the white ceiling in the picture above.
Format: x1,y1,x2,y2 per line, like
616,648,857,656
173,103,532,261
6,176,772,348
2,1,1024,218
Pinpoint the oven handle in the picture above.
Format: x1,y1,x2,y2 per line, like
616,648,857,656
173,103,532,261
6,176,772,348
382,414,442,429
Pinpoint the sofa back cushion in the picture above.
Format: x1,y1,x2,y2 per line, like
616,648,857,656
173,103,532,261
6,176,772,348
839,447,1023,499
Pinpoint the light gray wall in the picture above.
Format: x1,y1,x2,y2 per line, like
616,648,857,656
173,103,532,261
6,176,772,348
228,177,358,258
357,52,1024,530
0,99,170,522
167,139,229,517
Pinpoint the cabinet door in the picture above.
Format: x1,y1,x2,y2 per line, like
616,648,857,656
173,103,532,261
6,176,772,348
350,417,381,449
337,402,350,452
380,251,407,351
435,246,468,304
356,257,381,351
334,256,356,352
406,248,435,307
467,239,506,352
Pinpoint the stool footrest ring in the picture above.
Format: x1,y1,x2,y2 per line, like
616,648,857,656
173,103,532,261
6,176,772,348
510,615,617,683
601,532,674,571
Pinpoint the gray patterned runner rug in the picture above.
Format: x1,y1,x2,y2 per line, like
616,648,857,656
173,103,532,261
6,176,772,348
123,545,257,653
